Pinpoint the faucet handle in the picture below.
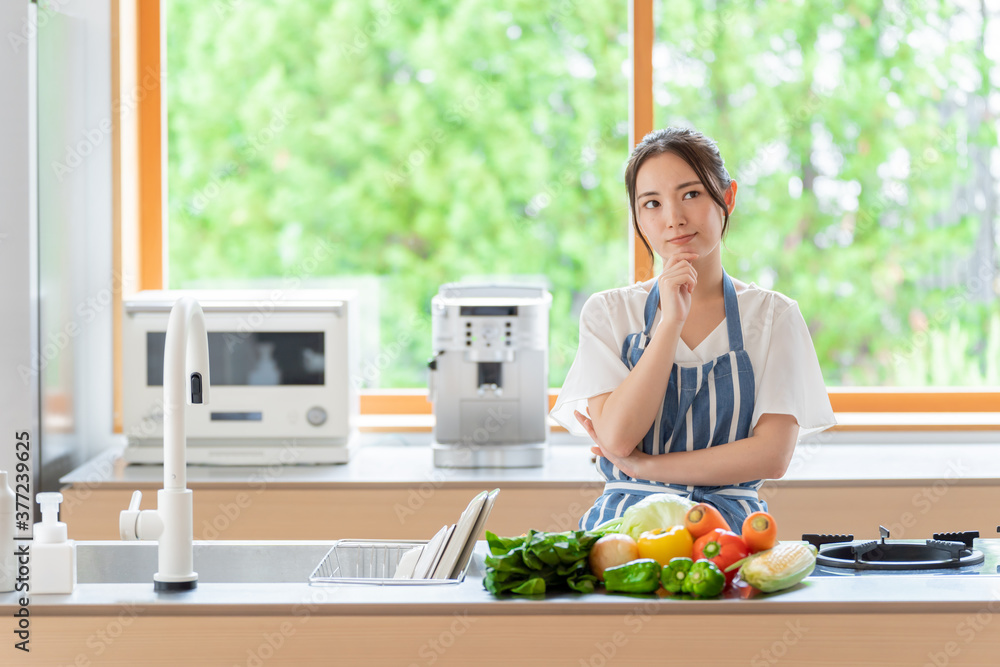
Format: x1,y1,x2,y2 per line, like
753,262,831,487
120,490,143,540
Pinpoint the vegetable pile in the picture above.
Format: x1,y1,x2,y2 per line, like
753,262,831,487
482,500,817,599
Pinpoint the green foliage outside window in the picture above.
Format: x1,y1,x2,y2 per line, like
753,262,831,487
653,0,999,386
167,0,629,388
167,0,999,389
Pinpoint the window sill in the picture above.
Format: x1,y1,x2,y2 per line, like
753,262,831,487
359,389,1000,433
357,412,1000,434
829,412,1000,431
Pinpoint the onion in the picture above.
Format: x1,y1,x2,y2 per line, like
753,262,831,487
589,534,640,581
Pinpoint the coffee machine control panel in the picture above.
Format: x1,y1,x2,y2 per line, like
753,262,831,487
462,307,517,348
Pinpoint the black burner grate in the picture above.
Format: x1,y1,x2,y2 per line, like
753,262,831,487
803,528,984,571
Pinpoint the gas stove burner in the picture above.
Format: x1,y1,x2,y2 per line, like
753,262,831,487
803,527,985,571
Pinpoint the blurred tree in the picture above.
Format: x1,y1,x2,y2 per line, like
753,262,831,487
653,0,998,385
166,0,998,388
167,0,629,387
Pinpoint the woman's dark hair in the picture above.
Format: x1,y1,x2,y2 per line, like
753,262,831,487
624,127,734,264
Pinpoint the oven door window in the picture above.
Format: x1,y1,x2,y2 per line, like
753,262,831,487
146,332,325,386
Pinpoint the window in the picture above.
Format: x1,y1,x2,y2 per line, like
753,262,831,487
116,0,1000,428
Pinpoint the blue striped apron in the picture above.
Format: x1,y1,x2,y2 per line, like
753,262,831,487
580,270,768,534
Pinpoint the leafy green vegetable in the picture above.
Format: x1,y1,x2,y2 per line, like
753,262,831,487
486,533,528,555
483,529,601,596
593,494,697,541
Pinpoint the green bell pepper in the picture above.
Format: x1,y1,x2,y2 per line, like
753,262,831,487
681,559,725,598
661,557,694,594
603,558,662,594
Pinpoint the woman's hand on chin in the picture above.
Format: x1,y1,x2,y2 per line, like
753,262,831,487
575,409,649,479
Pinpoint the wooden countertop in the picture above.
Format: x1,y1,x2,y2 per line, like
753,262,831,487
7,540,1000,617
60,431,1000,490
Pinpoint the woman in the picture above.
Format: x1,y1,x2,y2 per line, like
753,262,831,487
550,127,836,532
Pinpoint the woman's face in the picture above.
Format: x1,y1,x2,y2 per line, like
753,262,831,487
634,151,736,264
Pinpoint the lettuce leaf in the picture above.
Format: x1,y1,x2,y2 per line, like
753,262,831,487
594,493,696,540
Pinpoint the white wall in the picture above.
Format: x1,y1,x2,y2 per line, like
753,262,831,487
35,0,116,487
0,2,41,505
0,0,116,500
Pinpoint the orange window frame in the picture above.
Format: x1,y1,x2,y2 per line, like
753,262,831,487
112,0,999,433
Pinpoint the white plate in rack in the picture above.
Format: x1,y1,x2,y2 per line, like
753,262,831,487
392,546,423,579
425,524,457,579
444,488,500,580
411,525,449,579
431,490,489,579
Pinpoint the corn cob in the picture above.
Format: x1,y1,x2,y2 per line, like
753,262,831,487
727,541,817,592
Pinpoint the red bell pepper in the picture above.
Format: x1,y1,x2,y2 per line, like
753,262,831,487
692,528,750,586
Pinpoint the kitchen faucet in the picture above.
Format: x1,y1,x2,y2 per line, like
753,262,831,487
120,296,210,591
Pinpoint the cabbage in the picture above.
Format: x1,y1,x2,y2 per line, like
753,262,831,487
593,494,696,540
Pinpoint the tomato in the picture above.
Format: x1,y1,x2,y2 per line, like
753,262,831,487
637,525,694,566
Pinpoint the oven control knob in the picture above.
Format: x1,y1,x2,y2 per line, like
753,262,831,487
306,406,327,426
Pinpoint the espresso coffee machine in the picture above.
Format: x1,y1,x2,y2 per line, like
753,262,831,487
428,283,552,468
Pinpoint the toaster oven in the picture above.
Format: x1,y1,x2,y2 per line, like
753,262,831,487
122,290,360,464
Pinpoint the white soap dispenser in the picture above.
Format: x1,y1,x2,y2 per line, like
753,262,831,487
0,471,15,592
32,492,76,595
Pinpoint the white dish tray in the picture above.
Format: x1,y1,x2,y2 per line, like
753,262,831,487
309,539,467,586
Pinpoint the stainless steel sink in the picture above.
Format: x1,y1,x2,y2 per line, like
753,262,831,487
75,541,334,584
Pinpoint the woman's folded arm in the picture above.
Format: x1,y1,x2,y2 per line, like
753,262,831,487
587,318,684,458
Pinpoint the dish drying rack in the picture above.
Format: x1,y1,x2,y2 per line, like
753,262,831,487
309,539,467,586
309,488,498,586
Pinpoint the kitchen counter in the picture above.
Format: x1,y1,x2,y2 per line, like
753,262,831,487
60,431,1000,488
57,434,1000,545
13,540,1000,615
4,541,1000,665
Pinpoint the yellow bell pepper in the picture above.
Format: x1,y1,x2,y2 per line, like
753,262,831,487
637,525,694,565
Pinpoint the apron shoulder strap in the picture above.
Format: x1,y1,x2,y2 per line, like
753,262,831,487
643,281,659,337
722,270,745,351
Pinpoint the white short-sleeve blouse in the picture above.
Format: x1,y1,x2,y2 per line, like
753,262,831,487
549,276,837,441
